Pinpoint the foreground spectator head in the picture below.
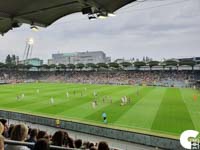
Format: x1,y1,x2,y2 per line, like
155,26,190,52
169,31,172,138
51,130,65,146
7,124,15,138
90,146,97,150
75,139,82,148
67,137,74,148
0,119,7,127
5,124,30,150
0,135,4,150
0,119,8,137
83,141,90,149
63,131,69,146
33,138,50,150
89,142,95,149
98,141,109,150
29,128,38,141
37,130,48,140
0,123,3,135
26,128,39,150
11,123,28,141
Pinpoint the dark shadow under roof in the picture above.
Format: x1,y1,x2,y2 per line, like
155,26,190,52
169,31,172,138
0,0,136,35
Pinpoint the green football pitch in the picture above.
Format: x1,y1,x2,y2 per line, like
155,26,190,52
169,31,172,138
0,83,199,138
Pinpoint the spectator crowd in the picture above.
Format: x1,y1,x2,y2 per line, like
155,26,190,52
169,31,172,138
0,119,111,150
0,70,199,87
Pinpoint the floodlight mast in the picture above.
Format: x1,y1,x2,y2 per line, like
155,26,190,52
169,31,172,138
23,38,34,64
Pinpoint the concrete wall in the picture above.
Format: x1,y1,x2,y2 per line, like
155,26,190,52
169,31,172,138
0,110,184,150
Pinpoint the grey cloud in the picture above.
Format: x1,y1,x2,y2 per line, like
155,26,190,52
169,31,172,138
0,0,200,62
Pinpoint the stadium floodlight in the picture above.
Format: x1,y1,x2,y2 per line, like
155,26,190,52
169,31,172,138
27,38,34,45
108,13,116,17
98,15,107,19
97,13,108,19
30,25,39,32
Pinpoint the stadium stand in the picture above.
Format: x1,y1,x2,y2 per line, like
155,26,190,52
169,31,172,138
0,70,199,88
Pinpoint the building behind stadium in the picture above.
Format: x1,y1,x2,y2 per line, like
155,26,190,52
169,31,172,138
48,51,111,65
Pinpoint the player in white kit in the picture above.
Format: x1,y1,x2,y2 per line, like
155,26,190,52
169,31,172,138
50,97,54,104
66,92,69,98
21,93,25,99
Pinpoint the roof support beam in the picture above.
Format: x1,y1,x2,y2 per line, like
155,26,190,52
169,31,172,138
0,11,12,19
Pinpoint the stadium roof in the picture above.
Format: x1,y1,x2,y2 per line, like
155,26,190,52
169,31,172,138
0,0,136,35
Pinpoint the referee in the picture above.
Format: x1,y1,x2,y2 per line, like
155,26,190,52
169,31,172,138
102,112,107,124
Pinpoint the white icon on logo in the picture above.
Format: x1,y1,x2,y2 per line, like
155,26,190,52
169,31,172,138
180,130,199,149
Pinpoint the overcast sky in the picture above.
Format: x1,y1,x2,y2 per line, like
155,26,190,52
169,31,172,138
0,0,200,63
